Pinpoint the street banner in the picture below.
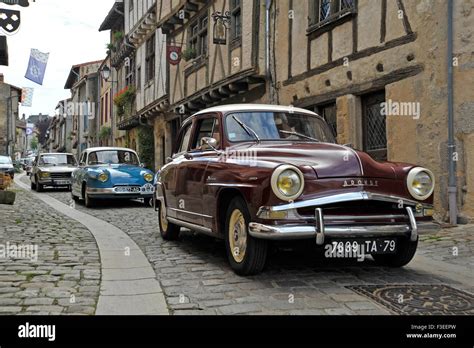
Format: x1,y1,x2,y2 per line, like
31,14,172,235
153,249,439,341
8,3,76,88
0,0,30,7
167,45,181,65
26,123,34,136
0,8,21,35
21,87,33,107
25,48,49,85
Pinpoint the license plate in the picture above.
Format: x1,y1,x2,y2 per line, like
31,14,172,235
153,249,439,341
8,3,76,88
115,186,140,193
55,180,70,185
140,183,155,194
327,238,398,255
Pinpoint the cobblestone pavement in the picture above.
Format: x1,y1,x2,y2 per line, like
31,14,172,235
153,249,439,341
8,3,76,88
0,185,100,315
25,176,472,316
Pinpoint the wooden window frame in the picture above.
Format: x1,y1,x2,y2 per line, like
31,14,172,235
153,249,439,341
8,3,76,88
230,0,242,45
188,15,209,60
308,0,356,32
145,34,155,83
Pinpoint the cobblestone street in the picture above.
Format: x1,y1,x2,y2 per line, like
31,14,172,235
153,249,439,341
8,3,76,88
0,186,100,315
1,176,469,315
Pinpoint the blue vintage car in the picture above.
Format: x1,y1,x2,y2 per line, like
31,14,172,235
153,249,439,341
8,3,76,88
71,147,155,208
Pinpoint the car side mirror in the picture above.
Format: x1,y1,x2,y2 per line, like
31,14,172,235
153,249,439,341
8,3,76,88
201,137,218,151
140,163,145,168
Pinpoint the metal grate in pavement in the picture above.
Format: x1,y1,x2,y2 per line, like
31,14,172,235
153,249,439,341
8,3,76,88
347,284,474,315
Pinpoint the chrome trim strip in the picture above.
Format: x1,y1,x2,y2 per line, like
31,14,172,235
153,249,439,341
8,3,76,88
205,183,257,188
267,191,431,212
167,217,215,237
323,214,408,221
168,207,213,219
347,146,364,176
406,206,418,241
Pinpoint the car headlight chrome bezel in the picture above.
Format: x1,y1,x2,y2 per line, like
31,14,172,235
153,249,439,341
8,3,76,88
98,172,109,183
271,165,305,202
406,167,435,201
144,173,154,182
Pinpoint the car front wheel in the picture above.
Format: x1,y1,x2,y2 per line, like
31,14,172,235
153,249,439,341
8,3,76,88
372,237,418,267
83,184,95,208
224,197,268,276
158,201,180,240
30,180,36,190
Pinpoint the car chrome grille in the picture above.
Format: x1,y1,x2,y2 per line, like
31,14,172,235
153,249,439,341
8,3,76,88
298,201,409,224
50,172,72,179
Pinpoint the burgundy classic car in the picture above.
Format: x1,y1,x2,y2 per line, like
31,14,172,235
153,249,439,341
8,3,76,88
155,104,438,275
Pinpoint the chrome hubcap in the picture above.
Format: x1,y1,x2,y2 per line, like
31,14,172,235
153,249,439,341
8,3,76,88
229,209,247,263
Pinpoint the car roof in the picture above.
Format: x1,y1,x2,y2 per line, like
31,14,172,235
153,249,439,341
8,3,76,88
192,104,319,117
83,147,137,153
40,153,74,156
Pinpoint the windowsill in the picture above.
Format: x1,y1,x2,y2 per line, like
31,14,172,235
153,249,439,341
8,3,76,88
230,36,242,50
145,79,154,89
184,56,208,76
307,8,356,38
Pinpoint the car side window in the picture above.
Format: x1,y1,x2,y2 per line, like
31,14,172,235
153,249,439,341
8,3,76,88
178,125,193,154
191,118,220,151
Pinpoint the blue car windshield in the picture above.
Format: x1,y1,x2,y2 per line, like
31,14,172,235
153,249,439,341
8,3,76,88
88,151,139,166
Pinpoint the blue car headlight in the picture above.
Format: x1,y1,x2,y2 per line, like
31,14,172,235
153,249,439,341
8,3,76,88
98,172,109,183
143,173,153,182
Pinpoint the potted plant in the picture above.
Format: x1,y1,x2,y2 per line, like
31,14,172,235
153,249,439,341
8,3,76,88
182,47,197,62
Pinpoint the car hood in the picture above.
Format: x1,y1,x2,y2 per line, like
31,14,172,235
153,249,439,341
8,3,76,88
38,166,77,173
0,164,13,170
90,164,151,179
231,142,403,180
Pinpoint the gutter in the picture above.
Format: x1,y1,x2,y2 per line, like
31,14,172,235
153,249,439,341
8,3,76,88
447,0,457,225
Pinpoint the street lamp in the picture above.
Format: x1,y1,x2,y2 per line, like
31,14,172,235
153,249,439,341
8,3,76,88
100,64,111,82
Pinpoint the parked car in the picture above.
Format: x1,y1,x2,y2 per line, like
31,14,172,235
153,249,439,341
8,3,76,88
155,104,439,275
25,157,35,176
0,155,15,179
30,153,78,192
71,147,155,208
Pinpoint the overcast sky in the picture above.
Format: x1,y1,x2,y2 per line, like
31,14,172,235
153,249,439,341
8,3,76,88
0,0,115,119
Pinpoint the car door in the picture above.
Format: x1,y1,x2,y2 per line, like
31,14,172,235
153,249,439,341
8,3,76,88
72,152,86,196
181,115,221,228
161,121,194,222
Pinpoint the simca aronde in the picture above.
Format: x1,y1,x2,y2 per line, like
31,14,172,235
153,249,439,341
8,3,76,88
71,147,155,208
30,153,77,191
155,104,439,275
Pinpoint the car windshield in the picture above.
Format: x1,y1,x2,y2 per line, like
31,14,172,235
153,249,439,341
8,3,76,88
88,150,139,166
39,154,77,166
225,112,335,143
0,156,12,164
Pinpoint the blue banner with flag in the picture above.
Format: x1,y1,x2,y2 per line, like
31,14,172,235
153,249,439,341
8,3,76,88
25,48,49,85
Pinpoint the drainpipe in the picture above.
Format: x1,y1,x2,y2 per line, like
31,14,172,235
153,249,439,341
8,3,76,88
265,0,273,103
447,0,457,225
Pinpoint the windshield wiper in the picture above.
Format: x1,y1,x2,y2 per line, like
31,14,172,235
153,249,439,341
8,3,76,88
279,130,320,142
232,115,260,143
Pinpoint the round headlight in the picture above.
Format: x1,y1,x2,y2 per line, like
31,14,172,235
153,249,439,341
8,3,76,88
271,165,304,201
407,167,435,200
144,173,153,182
98,172,109,183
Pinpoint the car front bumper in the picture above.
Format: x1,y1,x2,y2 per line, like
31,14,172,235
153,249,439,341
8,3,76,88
249,206,440,245
38,179,71,186
86,187,154,199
